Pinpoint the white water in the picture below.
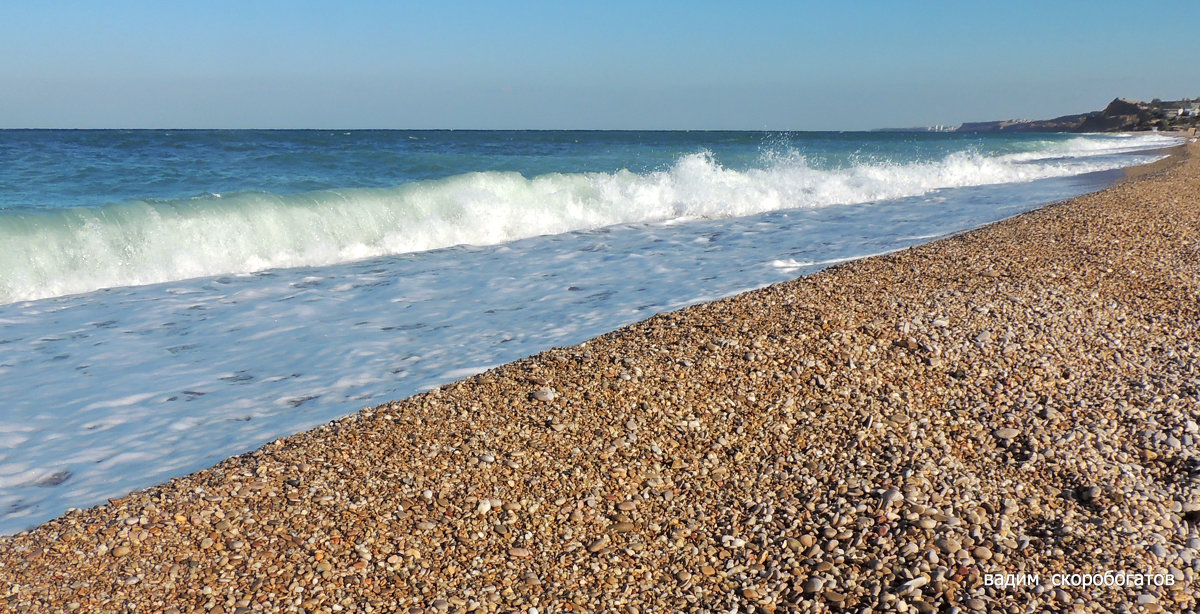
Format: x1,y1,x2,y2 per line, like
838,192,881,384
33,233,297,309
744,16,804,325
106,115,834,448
0,132,1177,304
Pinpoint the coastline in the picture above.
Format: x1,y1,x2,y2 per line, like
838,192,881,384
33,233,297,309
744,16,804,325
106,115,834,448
1119,143,1188,183
2,144,1198,611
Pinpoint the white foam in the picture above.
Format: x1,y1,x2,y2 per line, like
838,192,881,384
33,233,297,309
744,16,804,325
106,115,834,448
79,393,157,413
999,133,1182,162
0,134,1177,304
770,249,902,271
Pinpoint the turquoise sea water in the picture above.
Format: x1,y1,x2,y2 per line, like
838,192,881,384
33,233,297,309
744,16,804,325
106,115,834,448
0,129,1180,533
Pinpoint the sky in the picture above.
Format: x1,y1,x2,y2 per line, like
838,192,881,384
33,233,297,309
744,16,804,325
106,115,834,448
2,0,1198,130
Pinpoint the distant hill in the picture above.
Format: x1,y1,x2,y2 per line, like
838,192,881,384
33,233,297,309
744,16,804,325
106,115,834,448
956,97,1200,133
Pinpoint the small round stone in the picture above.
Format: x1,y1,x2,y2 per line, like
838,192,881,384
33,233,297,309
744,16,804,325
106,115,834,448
994,427,1019,440
935,537,961,554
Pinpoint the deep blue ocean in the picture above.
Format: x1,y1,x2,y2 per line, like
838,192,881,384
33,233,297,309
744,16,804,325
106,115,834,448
0,129,1180,533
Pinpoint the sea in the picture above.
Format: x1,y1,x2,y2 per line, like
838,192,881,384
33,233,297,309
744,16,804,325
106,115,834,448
0,129,1181,534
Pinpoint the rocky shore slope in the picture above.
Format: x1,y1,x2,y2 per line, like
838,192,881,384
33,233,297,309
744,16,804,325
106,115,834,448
2,145,1198,613
957,98,1200,133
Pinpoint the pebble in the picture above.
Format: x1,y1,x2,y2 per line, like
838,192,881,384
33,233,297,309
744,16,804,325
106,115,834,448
993,427,1019,440
935,537,961,554
721,535,746,548
911,601,935,614
531,387,556,402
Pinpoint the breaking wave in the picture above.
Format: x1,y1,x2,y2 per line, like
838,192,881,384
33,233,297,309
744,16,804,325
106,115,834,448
0,133,1178,303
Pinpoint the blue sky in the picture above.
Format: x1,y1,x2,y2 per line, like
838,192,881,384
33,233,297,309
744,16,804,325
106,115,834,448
2,1,1197,129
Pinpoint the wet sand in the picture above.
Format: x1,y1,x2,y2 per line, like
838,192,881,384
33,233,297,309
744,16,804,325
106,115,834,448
2,144,1198,613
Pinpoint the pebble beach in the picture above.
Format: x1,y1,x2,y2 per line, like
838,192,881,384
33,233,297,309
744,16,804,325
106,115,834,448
2,142,1198,613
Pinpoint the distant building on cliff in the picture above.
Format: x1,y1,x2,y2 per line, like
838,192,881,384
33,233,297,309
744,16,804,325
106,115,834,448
955,97,1200,133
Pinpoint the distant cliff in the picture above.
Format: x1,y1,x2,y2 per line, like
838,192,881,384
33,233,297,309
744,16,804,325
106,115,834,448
956,97,1200,133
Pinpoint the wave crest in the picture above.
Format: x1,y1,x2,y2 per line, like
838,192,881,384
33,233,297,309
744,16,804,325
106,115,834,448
0,133,1177,303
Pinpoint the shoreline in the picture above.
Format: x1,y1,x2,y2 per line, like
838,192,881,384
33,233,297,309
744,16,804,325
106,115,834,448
1118,144,1188,183
3,144,1198,612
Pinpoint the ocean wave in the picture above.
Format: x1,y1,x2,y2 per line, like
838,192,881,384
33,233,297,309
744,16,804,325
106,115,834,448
996,132,1182,162
0,133,1178,303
